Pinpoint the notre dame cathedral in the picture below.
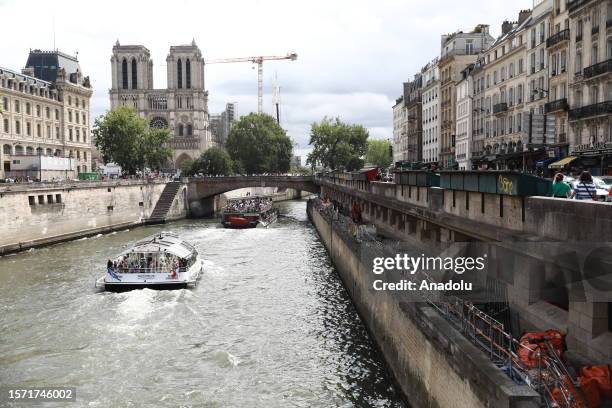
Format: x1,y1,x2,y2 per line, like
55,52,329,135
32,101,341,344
109,40,216,168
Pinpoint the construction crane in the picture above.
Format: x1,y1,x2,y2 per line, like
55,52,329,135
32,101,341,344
205,53,297,114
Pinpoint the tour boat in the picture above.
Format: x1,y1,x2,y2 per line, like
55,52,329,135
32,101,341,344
221,196,278,229
95,232,203,291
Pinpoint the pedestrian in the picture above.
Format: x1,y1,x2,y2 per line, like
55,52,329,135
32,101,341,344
551,173,572,198
572,171,598,200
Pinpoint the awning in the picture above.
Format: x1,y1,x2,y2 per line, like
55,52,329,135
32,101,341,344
549,156,577,169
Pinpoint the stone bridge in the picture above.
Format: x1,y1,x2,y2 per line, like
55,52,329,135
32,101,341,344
186,175,319,216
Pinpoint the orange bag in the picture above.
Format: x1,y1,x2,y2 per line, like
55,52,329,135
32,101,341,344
579,377,602,408
581,365,612,400
518,330,566,368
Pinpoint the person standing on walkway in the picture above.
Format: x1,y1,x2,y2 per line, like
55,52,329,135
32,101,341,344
551,173,572,198
572,171,597,200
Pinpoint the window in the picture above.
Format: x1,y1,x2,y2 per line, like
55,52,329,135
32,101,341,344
26,122,31,136
177,59,183,89
518,58,524,73
2,97,7,111
466,40,473,55
36,105,40,117
576,52,583,74
121,58,128,89
187,124,193,136
68,96,72,106
55,109,59,120
75,98,79,108
37,124,41,137
76,129,80,142
46,125,50,138
55,127,60,139
69,128,73,141
539,22,545,43
509,62,514,77
83,129,87,143
178,124,184,136
68,111,72,122
591,85,599,104
539,49,545,69
530,53,536,73
561,50,567,72
592,44,598,65
186,59,191,88
45,106,50,118
131,58,138,89
3,119,8,133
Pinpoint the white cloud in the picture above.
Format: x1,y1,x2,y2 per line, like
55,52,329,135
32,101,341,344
0,0,532,159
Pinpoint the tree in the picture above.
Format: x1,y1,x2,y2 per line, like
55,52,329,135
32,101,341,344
141,128,173,171
306,117,368,171
191,147,234,176
93,106,173,174
365,139,393,169
225,113,293,174
179,159,195,176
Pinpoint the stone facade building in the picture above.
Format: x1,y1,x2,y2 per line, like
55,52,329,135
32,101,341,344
438,25,494,168
481,13,530,170
455,66,473,170
0,50,93,179
421,59,440,166
545,0,571,155
567,0,612,175
404,74,423,164
392,96,408,163
109,40,213,168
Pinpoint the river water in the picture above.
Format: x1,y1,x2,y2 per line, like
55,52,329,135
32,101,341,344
0,199,405,407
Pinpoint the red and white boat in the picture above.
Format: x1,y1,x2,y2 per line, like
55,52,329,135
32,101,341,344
221,196,278,229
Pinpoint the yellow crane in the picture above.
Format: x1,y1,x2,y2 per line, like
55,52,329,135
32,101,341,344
205,53,297,114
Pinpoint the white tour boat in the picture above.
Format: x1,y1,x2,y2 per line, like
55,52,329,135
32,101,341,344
95,232,203,291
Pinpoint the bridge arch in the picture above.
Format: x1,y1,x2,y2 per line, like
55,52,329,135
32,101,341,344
186,175,320,217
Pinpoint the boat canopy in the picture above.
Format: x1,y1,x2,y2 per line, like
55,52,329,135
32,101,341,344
119,232,197,259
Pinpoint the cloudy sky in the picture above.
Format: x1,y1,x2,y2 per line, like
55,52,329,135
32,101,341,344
1,0,531,160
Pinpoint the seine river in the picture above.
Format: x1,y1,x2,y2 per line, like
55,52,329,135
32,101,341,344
0,199,405,407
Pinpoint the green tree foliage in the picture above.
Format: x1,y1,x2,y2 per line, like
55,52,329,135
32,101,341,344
179,159,195,176
190,147,234,176
93,106,173,174
365,139,393,169
306,117,368,171
225,113,293,174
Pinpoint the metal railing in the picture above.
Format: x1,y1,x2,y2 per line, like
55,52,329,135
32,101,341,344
545,98,569,114
546,29,570,48
493,102,508,114
569,100,612,120
583,58,612,79
110,267,188,274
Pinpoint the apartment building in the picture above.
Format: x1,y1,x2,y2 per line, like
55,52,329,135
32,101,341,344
438,25,494,168
482,13,531,170
545,0,572,157
404,74,423,164
392,96,407,163
455,66,473,170
567,0,612,175
421,59,440,166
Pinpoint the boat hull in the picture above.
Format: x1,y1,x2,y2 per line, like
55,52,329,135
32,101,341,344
102,281,190,292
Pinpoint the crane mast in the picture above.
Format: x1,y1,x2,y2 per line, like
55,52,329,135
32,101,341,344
205,53,297,114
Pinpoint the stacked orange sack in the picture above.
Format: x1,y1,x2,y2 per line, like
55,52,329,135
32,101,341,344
518,329,566,368
578,365,612,408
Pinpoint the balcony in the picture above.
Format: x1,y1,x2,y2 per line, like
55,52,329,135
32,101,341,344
583,59,612,79
544,98,569,113
569,101,612,120
546,29,570,48
568,0,594,13
492,102,508,114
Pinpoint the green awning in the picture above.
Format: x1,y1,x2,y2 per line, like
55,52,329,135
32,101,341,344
549,156,577,169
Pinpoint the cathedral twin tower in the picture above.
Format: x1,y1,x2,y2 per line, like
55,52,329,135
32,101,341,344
109,40,213,167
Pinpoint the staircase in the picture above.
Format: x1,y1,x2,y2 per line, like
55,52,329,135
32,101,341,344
146,182,182,225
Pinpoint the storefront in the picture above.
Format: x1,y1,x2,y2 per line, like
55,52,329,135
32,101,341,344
571,142,612,176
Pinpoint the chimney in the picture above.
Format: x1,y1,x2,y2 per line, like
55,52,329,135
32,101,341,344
479,24,490,35
518,9,531,25
501,20,513,35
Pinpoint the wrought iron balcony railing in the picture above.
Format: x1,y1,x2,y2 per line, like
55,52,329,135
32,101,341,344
583,59,612,79
544,98,569,114
569,101,612,120
546,29,570,48
493,102,508,114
